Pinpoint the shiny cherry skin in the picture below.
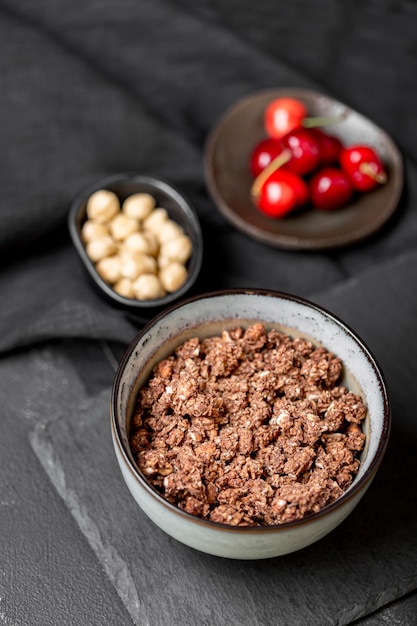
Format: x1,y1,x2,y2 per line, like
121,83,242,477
310,167,354,211
281,128,321,176
340,145,387,192
264,97,307,140
255,169,309,218
308,128,344,165
250,137,284,177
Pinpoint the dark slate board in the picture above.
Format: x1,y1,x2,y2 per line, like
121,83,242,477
0,344,133,626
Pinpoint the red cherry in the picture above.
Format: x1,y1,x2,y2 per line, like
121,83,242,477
308,129,344,165
250,137,284,177
253,169,309,218
281,128,321,176
264,97,307,140
340,145,387,193
310,167,354,211
264,97,347,140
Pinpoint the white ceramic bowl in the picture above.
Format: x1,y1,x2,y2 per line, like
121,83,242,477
110,289,390,559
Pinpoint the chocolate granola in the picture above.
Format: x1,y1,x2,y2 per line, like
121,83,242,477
129,323,367,526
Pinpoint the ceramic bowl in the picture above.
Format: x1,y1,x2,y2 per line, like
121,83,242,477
205,88,403,250
110,289,390,560
68,172,203,310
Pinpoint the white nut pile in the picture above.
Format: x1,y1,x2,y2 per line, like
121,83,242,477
81,189,193,300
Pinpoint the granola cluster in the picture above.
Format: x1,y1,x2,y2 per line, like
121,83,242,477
129,323,367,526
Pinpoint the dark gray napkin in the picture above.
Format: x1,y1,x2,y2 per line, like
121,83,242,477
30,249,417,626
1,0,417,355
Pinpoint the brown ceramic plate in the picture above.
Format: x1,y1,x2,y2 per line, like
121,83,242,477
204,88,403,250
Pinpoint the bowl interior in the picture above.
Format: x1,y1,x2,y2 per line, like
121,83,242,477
113,290,390,522
68,173,203,309
205,88,403,250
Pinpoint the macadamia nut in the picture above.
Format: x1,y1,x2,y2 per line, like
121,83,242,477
122,193,156,220
160,234,192,264
81,220,109,243
158,220,184,244
133,274,166,300
113,278,135,298
95,256,122,284
120,252,157,280
159,261,188,292
110,214,139,241
143,208,169,234
86,189,120,223
123,232,155,255
86,236,117,262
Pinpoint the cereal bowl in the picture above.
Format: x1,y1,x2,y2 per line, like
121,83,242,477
110,289,390,559
68,172,203,310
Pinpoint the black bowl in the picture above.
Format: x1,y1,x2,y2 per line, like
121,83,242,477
68,172,203,309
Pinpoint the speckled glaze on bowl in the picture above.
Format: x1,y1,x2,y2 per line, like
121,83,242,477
205,88,403,250
110,289,390,559
68,172,203,310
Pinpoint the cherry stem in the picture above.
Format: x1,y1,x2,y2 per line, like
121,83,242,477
302,109,349,129
359,162,387,184
251,149,292,198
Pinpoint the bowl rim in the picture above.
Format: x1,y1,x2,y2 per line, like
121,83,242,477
68,171,204,309
111,288,391,533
